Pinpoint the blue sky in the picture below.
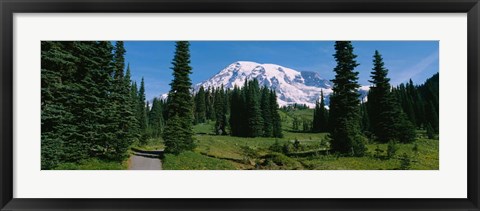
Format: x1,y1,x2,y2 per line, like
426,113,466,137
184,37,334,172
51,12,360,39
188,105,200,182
124,41,439,101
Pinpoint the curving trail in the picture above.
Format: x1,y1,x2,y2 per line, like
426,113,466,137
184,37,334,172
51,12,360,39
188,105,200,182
128,149,163,170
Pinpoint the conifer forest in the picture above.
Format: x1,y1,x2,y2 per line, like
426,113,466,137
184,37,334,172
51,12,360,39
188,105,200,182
41,41,439,170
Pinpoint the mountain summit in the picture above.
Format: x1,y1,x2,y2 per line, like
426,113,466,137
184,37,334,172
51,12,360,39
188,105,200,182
194,61,337,108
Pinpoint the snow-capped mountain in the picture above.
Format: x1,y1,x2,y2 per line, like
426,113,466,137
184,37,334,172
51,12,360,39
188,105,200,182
161,61,369,108
194,61,335,108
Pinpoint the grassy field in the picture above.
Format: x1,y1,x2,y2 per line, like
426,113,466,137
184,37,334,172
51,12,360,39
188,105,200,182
58,108,437,170
163,151,236,170
158,115,439,170
54,158,128,170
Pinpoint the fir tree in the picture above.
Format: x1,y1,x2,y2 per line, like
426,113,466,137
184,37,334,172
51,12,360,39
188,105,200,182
163,41,195,154
228,82,281,138
41,41,75,168
312,100,321,132
41,41,146,168
229,86,243,136
360,101,370,135
148,97,165,138
204,87,215,121
426,123,435,139
124,64,140,139
194,86,207,124
245,79,263,137
261,86,273,137
302,119,311,132
108,44,138,160
137,77,148,144
367,50,416,143
113,41,126,79
292,116,301,131
328,41,366,156
312,90,329,133
214,86,228,135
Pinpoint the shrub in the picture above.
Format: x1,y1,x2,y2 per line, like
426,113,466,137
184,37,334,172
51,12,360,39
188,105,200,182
351,135,368,157
269,139,283,153
374,145,384,159
387,140,398,159
399,153,411,170
293,139,301,151
241,145,259,164
282,142,294,154
260,153,303,170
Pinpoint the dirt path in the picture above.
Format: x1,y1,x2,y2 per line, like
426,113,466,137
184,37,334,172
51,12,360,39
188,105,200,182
128,149,163,170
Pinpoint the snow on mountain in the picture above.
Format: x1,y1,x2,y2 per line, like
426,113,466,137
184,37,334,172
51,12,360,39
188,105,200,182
159,93,169,100
160,61,370,108
194,61,337,108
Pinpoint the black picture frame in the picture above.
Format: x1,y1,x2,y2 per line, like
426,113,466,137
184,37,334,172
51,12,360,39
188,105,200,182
1,0,479,210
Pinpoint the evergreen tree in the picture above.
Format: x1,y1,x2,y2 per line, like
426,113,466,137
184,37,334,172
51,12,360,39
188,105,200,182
312,100,321,132
367,50,416,143
113,41,126,79
163,41,195,154
148,97,165,138
205,87,216,121
194,86,207,124
74,41,118,160
228,82,281,138
41,41,145,168
137,77,148,144
245,79,263,137
328,41,366,156
312,90,329,132
403,80,417,126
41,41,75,169
261,86,273,137
214,86,227,135
292,116,300,131
393,74,438,132
360,101,370,134
426,122,435,139
302,119,311,132
124,64,140,139
108,44,138,160
229,86,243,136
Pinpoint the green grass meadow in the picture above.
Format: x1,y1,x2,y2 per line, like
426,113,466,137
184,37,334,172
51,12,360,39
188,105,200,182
58,109,439,170
158,110,439,170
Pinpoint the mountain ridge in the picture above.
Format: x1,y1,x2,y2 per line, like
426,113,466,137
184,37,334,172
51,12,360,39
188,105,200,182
160,61,369,108
194,61,371,108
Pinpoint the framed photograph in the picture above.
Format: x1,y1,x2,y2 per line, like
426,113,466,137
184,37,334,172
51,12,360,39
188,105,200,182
1,0,479,210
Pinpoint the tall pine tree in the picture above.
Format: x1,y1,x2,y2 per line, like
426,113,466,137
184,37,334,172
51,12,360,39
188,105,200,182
367,50,416,143
229,86,244,136
108,43,138,160
163,41,195,154
147,97,165,138
312,90,328,133
270,90,283,138
328,41,366,156
137,77,148,144
245,79,264,137
214,85,228,135
194,86,207,124
261,86,273,137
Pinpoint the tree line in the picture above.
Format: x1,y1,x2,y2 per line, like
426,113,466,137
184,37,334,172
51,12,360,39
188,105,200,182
41,41,147,169
310,42,438,156
229,79,283,138
192,81,283,138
